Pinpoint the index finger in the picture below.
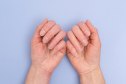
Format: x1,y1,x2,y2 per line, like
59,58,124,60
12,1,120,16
32,19,48,43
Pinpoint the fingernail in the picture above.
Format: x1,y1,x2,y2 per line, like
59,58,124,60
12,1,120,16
85,30,91,36
43,36,48,43
82,39,88,46
40,29,46,36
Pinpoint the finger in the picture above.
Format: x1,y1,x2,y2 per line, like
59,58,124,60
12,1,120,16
42,24,61,43
72,25,88,46
32,19,48,43
51,41,66,65
40,20,56,36
67,31,82,52
85,20,101,47
78,21,91,37
59,46,66,55
51,40,66,55
66,48,73,58
66,41,78,57
48,30,66,49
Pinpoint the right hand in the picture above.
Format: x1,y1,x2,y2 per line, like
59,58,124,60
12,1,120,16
31,19,66,75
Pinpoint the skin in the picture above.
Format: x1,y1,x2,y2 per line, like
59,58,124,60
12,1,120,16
26,19,105,84
66,20,105,84
26,19,66,84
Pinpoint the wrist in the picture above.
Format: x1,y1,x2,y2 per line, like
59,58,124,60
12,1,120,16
79,66,100,77
31,64,52,78
79,66,105,84
26,64,52,84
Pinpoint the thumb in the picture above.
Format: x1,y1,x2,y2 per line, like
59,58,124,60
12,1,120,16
32,19,48,44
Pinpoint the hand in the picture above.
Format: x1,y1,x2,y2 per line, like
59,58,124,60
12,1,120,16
66,20,101,74
31,19,66,73
66,20,105,84
26,19,66,84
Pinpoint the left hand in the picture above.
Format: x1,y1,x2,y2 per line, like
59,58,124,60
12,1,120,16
66,20,101,75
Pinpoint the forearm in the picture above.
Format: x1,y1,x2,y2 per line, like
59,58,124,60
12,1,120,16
79,67,105,84
25,65,51,84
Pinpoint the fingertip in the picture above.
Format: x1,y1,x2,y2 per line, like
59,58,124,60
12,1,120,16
85,19,91,24
49,20,56,24
82,39,88,46
56,24,61,28
40,29,46,36
39,18,48,25
86,20,93,28
85,29,91,37
77,21,91,37
73,25,79,28
85,20,94,29
55,24,61,31
44,18,48,22
77,21,84,26
40,18,48,27
72,25,79,32
94,27,99,33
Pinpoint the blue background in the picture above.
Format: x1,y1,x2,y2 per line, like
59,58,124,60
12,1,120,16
0,0,126,84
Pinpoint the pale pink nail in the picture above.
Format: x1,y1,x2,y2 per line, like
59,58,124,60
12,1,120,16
82,39,88,46
85,30,90,37
40,29,46,36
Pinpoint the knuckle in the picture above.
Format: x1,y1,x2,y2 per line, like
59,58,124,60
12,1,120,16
49,20,56,24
